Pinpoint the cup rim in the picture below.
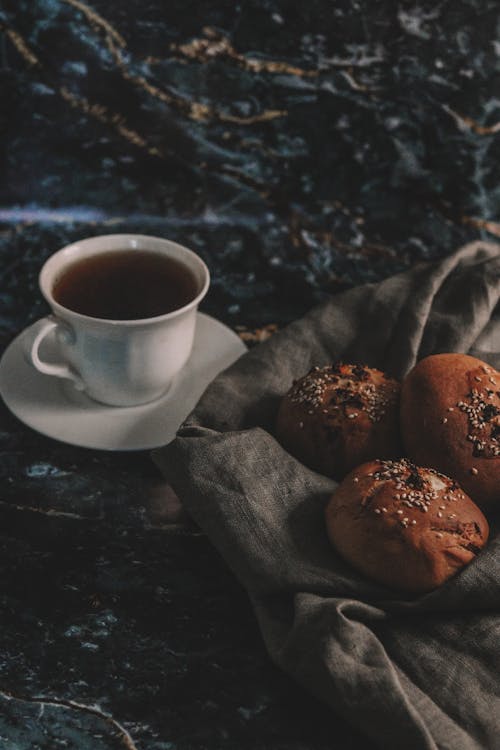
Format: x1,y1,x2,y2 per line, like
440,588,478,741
39,233,210,327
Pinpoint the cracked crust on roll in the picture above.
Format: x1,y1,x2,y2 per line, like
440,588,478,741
276,363,401,480
325,459,489,594
401,353,500,511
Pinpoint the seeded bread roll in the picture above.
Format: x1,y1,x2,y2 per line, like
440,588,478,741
275,363,401,480
325,459,489,594
400,354,500,512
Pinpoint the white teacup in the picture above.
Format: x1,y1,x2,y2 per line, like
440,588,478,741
30,234,210,407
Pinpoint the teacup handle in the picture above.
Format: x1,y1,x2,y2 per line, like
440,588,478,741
30,316,85,391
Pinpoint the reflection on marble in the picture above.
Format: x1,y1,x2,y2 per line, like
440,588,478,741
0,0,499,747
1,0,499,329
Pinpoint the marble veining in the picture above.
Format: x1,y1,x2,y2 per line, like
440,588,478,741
1,0,500,329
0,1,499,747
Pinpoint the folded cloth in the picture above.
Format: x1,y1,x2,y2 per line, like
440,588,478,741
153,242,500,750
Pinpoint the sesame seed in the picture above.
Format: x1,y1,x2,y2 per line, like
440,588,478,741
288,365,399,426
411,519,417,525
475,376,482,382
436,533,443,539
437,512,443,518
396,509,403,515
442,417,448,424
439,505,446,510
353,477,359,483
471,467,479,475
374,508,381,514
381,507,387,513
299,421,304,428
447,407,454,412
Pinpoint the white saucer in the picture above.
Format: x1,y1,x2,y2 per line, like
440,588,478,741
0,313,246,451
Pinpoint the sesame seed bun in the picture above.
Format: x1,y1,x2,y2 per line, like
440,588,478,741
275,363,401,480
325,459,489,593
400,354,500,512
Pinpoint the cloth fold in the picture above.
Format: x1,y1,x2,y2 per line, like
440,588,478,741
154,242,500,750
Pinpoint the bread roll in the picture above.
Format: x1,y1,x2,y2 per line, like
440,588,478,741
325,459,489,594
400,353,500,511
276,363,401,480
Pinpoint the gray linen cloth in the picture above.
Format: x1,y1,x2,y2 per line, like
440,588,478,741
154,242,500,750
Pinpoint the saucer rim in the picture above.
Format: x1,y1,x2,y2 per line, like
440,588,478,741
0,312,246,451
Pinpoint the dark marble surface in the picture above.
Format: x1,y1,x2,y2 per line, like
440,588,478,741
0,1,499,747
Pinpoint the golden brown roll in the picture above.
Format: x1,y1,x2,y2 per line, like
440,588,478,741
400,353,500,512
276,363,401,480
325,459,489,594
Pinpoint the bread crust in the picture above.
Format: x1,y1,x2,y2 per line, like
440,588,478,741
400,353,500,511
276,363,401,480
325,459,489,593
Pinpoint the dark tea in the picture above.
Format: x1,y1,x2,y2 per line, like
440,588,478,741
52,250,199,320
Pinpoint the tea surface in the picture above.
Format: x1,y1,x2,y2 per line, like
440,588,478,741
52,250,199,320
